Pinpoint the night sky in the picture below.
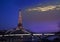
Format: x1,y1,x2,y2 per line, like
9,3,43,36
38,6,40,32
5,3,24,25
0,0,60,33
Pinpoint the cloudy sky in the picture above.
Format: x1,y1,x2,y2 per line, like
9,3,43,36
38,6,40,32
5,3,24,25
0,0,60,33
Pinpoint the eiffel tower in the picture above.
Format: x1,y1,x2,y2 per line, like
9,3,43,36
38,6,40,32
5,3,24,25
15,9,30,34
16,9,23,30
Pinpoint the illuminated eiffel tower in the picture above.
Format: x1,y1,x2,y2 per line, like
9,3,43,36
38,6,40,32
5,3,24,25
16,9,23,30
16,9,30,33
